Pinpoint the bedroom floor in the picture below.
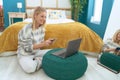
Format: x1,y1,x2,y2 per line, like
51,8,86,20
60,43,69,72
0,53,119,80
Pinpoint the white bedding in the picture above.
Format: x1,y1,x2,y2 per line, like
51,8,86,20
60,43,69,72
24,9,74,24
23,18,75,24
0,51,119,80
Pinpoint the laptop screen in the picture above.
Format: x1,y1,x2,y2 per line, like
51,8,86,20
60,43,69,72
65,38,82,57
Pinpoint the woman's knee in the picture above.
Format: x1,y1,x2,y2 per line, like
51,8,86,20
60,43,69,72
18,57,37,73
21,64,36,73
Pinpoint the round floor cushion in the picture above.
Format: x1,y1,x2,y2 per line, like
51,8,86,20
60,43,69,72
42,48,88,80
99,52,120,73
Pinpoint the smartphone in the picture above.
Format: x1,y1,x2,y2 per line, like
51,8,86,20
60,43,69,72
115,47,120,50
50,39,55,41
50,38,56,42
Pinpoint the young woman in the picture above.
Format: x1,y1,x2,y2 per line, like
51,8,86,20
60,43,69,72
17,6,54,73
102,29,120,55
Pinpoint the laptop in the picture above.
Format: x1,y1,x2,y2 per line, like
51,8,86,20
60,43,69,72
52,38,82,58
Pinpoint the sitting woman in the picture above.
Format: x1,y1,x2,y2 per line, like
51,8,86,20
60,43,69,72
17,6,54,73
98,29,120,73
102,29,120,55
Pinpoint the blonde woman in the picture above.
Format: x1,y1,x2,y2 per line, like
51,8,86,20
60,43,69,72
17,6,54,73
102,29,120,55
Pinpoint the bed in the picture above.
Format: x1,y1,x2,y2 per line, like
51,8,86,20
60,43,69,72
0,19,103,55
0,1,103,56
0,0,103,55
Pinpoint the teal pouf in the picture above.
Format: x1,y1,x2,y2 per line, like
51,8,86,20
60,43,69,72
42,48,88,80
99,52,120,73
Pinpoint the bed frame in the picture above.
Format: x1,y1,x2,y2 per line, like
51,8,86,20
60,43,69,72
25,0,71,18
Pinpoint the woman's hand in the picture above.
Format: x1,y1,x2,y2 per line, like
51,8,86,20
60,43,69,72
33,39,55,49
42,38,56,46
43,39,53,46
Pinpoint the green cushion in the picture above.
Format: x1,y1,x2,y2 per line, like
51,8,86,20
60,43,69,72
100,52,120,73
42,48,88,80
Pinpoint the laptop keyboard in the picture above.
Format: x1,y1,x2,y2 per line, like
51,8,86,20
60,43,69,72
52,49,66,56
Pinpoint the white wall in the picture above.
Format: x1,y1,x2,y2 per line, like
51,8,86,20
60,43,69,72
103,0,120,41
26,0,71,8
26,0,71,18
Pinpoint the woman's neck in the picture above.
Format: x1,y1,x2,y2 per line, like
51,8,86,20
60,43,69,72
34,23,42,29
35,24,39,29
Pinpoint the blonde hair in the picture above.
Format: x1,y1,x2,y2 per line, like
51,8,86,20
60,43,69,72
32,6,46,30
112,29,120,45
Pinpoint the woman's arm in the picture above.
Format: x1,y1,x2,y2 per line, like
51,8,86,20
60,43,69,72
102,39,117,52
18,24,34,52
33,39,53,49
103,48,115,52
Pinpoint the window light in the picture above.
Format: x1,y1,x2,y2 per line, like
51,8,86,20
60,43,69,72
91,0,103,24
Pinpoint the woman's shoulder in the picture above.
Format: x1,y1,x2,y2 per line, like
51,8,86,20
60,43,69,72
105,38,119,47
19,23,32,35
21,23,32,31
24,23,32,29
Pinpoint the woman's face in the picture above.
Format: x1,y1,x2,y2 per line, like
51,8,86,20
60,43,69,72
117,32,120,41
35,12,46,26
